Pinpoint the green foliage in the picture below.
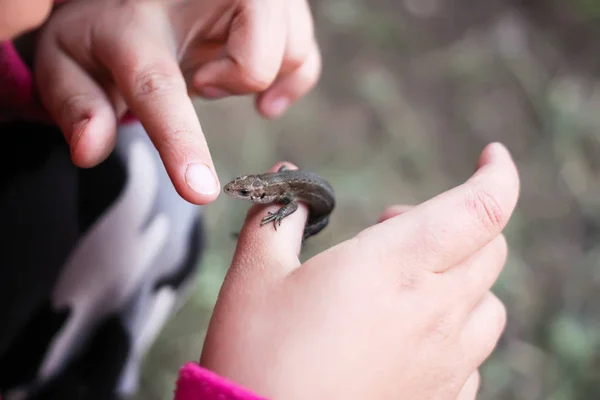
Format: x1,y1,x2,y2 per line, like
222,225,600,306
574,0,600,18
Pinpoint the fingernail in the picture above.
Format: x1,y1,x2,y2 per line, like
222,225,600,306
185,163,218,195
201,86,230,99
266,96,290,117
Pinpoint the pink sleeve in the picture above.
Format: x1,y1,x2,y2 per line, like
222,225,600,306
0,0,138,124
174,362,268,400
0,0,72,122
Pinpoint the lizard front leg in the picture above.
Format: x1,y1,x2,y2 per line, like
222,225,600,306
260,198,298,230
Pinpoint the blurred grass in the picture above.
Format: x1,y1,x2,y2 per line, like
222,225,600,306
134,1,600,399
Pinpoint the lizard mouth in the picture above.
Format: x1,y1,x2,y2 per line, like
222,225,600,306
223,183,248,199
223,183,234,195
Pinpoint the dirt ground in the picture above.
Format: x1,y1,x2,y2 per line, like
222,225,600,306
134,1,600,399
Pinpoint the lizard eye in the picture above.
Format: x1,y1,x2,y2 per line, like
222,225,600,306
238,189,250,197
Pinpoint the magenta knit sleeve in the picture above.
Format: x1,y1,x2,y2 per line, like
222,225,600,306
173,362,268,400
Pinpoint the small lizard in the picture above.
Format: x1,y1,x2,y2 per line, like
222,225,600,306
223,165,335,241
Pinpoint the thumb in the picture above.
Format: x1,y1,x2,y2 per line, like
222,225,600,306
229,162,309,282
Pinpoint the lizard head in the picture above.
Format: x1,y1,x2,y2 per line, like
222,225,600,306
223,175,278,203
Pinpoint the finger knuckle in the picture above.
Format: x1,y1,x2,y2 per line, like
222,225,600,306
312,48,323,77
416,226,446,265
394,266,425,291
490,295,507,335
295,65,319,93
157,128,196,155
465,187,505,234
236,62,275,92
494,234,509,264
427,312,460,343
131,64,184,99
296,50,322,90
58,93,94,121
464,237,508,300
476,296,507,359
284,48,310,72
350,232,426,290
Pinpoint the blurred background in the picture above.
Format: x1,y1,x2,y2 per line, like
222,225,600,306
134,1,600,399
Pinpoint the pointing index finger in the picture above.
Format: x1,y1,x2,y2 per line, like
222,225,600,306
98,9,219,205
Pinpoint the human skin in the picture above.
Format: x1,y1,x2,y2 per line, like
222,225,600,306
2,4,517,397
33,0,321,206
0,0,52,40
200,142,519,400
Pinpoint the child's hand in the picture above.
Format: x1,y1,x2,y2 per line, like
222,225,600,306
0,0,52,40
34,0,320,205
200,142,519,400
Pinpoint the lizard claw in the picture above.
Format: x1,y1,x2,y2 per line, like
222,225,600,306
261,211,283,230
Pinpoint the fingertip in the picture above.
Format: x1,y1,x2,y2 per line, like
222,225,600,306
35,44,121,168
255,47,321,120
194,58,276,96
476,142,513,169
175,185,220,206
158,162,221,206
199,85,231,100
69,115,118,168
258,96,291,119
269,161,298,172
184,162,220,198
472,142,520,207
